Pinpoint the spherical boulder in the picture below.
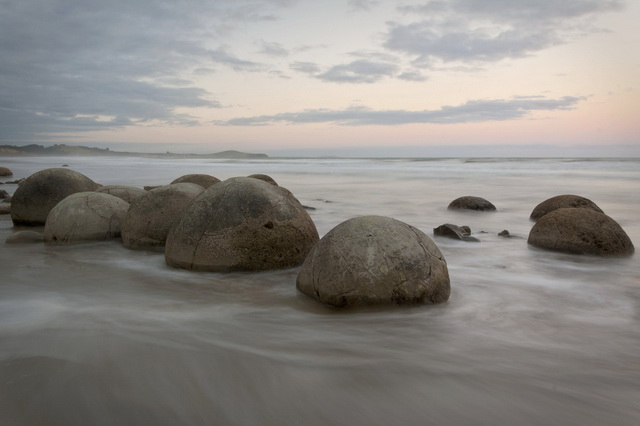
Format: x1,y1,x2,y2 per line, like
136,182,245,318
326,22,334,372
448,196,496,211
96,185,146,204
11,168,100,226
0,167,12,176
122,183,204,250
44,192,129,244
530,194,603,221
170,174,220,188
165,177,319,271
528,208,634,256
248,174,278,186
297,215,451,307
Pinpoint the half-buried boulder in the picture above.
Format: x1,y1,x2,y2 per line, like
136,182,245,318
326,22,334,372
11,168,100,226
122,183,204,250
170,174,220,188
296,215,450,307
96,185,147,204
530,194,603,221
528,208,634,256
0,167,12,177
448,196,496,211
248,174,278,186
165,177,319,271
44,192,129,244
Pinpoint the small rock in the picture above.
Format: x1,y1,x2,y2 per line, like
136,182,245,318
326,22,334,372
433,224,480,242
448,196,496,211
0,167,13,177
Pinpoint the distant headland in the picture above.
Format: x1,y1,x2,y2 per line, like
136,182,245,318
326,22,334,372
0,144,269,159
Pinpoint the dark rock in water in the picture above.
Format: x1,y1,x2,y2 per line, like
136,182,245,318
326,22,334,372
44,192,129,244
0,167,12,176
248,174,278,186
302,205,316,211
433,224,480,242
498,230,510,237
6,230,44,244
62,164,69,167
296,215,450,307
122,183,204,250
0,189,9,199
170,174,220,188
143,185,161,191
165,177,319,272
530,194,603,221
0,203,10,215
448,196,496,211
96,185,147,204
6,178,25,185
11,168,100,226
528,208,634,256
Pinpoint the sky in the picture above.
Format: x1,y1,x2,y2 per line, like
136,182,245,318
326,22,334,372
1,0,639,156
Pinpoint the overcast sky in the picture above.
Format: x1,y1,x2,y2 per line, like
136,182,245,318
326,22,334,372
1,0,638,155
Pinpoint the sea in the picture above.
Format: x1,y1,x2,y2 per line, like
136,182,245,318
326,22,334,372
1,155,639,425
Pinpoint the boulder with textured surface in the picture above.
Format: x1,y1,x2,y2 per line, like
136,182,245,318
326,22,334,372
448,196,496,211
6,230,44,244
10,168,100,226
248,174,278,186
170,174,220,188
297,215,450,307
165,177,319,271
44,192,129,244
528,208,634,256
433,223,480,242
0,167,12,176
122,183,204,250
96,185,147,204
530,194,603,221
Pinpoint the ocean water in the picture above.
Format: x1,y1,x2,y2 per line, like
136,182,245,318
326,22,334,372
1,156,639,425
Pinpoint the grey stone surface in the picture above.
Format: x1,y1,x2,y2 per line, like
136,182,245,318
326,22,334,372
6,230,44,244
247,174,278,186
165,177,318,271
0,167,12,177
433,223,480,242
528,208,634,256
44,192,129,244
96,185,147,204
122,183,204,250
170,174,220,188
297,215,450,307
530,194,603,221
10,168,99,226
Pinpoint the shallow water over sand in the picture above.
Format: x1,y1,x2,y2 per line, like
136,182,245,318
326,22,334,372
1,156,639,425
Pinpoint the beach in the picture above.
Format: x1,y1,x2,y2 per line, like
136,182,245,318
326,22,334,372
1,156,639,425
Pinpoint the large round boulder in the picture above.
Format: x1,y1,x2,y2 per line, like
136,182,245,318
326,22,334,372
44,192,129,244
530,194,603,221
528,208,634,256
448,196,496,211
248,174,278,186
297,215,451,307
122,183,204,250
170,174,220,188
11,168,100,226
96,185,146,204
0,167,13,176
165,177,319,271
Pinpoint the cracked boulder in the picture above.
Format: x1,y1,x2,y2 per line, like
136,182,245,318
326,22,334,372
96,185,147,204
44,192,129,244
11,168,100,226
529,194,604,221
528,208,634,256
122,183,204,250
448,196,496,211
170,174,221,188
165,177,319,271
296,215,450,308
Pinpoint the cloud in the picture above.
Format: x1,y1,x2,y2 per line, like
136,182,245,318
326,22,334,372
218,96,585,126
290,61,322,74
348,0,379,12
317,60,398,83
257,40,291,57
210,47,265,71
386,0,624,66
0,0,292,142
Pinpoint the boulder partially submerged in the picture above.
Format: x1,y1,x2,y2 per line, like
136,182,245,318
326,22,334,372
433,224,480,242
0,167,12,177
528,208,634,256
11,168,100,226
297,215,450,307
165,177,319,271
122,183,204,250
96,185,147,204
530,194,603,221
44,192,129,244
448,196,496,211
